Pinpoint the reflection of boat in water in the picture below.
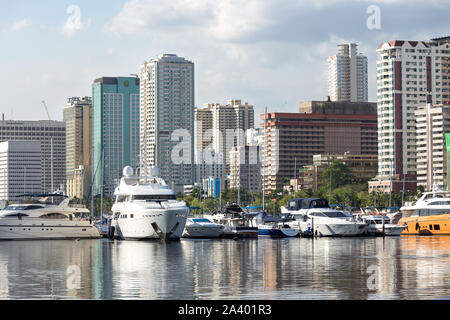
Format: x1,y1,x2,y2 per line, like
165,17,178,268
399,187,450,235
360,215,406,236
0,194,100,240
110,166,188,241
204,204,258,238
252,211,299,237
182,217,224,238
282,198,366,237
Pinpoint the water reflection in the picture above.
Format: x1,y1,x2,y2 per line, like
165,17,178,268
0,236,448,299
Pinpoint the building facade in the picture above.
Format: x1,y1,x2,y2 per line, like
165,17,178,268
63,96,92,199
92,77,140,196
140,54,195,193
372,37,450,192
262,100,378,191
0,119,65,193
0,141,41,200
229,145,261,193
194,100,254,189
328,43,368,102
415,104,450,190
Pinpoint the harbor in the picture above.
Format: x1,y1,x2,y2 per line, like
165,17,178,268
0,236,448,299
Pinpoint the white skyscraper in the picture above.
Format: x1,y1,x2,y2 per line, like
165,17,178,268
368,37,450,193
328,43,368,102
140,54,195,193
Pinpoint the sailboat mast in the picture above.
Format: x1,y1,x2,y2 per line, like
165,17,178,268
262,107,267,212
100,147,104,220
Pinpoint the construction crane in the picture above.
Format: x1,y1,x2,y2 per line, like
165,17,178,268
41,100,51,120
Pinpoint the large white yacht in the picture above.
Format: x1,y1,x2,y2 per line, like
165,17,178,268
110,166,189,240
0,194,100,240
281,198,367,237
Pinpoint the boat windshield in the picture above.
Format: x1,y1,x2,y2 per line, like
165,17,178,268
310,211,347,218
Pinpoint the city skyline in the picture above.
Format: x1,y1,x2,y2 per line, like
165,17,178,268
2,1,450,121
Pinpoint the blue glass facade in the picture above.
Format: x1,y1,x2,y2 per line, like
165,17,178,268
92,77,140,196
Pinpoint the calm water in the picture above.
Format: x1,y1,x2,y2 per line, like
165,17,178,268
0,236,449,299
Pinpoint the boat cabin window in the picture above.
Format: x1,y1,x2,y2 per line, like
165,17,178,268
133,194,176,201
309,212,327,217
116,196,126,203
412,209,448,216
4,213,29,218
428,201,450,205
39,213,68,219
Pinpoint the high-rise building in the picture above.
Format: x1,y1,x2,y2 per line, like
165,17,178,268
0,119,66,193
328,43,368,102
415,104,450,191
92,77,140,196
262,100,378,191
371,37,450,193
63,96,92,199
0,141,41,200
140,54,194,193
194,100,254,189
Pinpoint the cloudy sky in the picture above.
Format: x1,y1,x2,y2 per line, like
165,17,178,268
1,0,449,121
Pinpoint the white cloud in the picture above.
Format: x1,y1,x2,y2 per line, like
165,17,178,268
11,19,31,32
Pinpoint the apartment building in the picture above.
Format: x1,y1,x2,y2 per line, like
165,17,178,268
328,43,368,102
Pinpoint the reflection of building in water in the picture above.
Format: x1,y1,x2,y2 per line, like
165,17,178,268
2,241,97,299
0,261,8,298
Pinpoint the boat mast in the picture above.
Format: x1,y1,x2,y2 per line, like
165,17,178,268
263,107,267,212
100,147,104,220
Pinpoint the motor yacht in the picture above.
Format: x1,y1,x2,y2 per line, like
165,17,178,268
281,198,367,237
109,166,188,241
204,204,258,238
253,211,299,237
398,186,450,235
182,217,224,238
0,194,100,240
360,215,406,236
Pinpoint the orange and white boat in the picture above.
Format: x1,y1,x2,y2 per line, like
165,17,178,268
399,187,450,235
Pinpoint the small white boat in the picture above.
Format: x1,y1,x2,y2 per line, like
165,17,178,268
361,215,406,236
257,223,299,237
182,217,224,238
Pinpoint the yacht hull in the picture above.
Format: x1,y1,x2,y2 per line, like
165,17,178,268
182,225,224,238
0,220,100,240
291,221,366,237
399,215,450,235
114,208,188,240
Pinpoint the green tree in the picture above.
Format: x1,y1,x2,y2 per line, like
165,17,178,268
320,161,352,191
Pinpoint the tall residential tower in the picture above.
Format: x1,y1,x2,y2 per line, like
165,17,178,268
63,96,92,199
370,37,450,193
140,54,195,193
328,43,368,102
